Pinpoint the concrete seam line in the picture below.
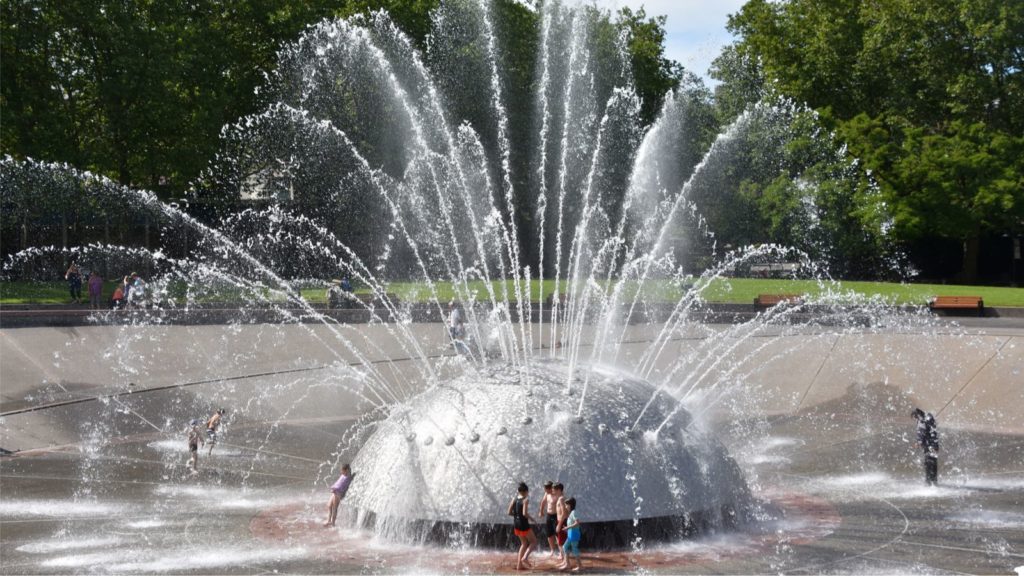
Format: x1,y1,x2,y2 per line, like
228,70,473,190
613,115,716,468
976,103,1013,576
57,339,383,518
0,338,679,418
936,335,1011,420
0,352,454,418
795,333,841,412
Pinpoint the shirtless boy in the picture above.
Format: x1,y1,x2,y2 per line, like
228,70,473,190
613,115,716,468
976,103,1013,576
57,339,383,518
538,480,560,559
206,408,226,456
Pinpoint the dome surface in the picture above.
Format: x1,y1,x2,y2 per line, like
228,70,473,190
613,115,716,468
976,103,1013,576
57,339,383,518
348,360,751,534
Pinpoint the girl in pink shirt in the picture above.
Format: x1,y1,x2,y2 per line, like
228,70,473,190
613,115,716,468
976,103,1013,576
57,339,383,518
324,464,353,527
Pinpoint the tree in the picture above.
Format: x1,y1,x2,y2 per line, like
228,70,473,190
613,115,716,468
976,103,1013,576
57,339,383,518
725,0,1024,281
1,0,341,193
616,7,683,126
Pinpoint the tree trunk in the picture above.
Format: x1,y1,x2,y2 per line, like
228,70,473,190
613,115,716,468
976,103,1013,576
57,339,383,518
22,210,30,278
959,235,980,284
104,215,111,277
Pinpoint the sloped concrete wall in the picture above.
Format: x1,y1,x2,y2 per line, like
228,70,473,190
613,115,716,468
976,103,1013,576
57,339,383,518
2,323,1021,452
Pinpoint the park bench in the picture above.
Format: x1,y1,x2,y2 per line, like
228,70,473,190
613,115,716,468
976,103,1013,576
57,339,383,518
749,262,802,278
928,295,984,317
753,293,803,307
328,291,398,309
545,292,569,306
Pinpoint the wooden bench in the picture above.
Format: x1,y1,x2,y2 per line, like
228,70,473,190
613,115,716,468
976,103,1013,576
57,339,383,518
328,291,398,309
929,295,984,316
753,293,803,307
545,293,569,306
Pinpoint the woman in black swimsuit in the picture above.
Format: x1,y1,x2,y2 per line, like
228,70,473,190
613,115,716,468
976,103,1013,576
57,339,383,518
507,481,536,570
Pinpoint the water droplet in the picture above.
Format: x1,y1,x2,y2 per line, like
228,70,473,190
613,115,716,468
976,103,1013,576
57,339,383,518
522,417,532,425
445,436,455,446
497,427,507,435
470,433,480,443
423,436,433,446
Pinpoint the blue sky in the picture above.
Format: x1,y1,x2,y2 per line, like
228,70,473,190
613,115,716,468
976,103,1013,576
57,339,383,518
610,0,748,86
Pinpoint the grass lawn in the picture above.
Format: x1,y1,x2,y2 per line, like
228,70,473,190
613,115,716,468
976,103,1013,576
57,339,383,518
3,278,1022,307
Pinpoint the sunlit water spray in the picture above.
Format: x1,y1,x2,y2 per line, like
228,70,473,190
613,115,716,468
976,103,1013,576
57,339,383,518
3,0,1020,572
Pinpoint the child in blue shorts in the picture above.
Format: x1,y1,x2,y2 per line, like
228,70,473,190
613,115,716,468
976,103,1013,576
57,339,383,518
557,497,581,571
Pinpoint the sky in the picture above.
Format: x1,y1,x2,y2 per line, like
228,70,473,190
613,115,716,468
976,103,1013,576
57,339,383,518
609,0,748,86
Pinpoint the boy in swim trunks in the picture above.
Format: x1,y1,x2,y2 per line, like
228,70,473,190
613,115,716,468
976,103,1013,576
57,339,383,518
186,419,204,472
556,497,581,572
538,480,560,559
325,464,353,527
206,408,225,456
554,482,568,549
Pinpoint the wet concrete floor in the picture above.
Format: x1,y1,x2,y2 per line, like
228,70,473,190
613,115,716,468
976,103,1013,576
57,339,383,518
1,382,1022,574
1,322,1022,574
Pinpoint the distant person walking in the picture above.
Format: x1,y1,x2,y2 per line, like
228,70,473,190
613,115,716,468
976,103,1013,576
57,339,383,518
448,301,469,355
206,408,226,456
111,277,127,309
556,497,581,572
65,262,82,303
87,271,104,309
507,481,537,571
538,480,560,559
186,419,205,472
326,280,344,309
324,464,354,527
912,408,940,485
127,272,146,308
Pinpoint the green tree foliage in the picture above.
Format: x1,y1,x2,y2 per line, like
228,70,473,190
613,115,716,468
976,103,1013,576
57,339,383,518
2,0,693,276
1,0,340,192
335,0,440,48
725,0,1024,281
616,7,682,126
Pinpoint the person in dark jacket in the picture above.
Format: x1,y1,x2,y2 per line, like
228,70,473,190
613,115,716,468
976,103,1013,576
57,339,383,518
65,262,82,303
912,408,940,485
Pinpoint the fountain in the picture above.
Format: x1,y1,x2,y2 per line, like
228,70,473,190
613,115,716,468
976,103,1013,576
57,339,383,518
348,361,751,546
2,1,1023,574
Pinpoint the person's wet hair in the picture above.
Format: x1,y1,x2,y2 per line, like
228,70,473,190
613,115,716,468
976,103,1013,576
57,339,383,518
517,481,529,493
342,463,351,472
553,482,564,491
543,480,553,488
911,408,925,419
565,497,576,510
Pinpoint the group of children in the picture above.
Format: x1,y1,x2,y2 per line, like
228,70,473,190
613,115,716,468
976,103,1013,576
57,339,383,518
508,480,582,572
185,408,226,473
184,409,357,530
110,272,147,309
187,428,585,572
317,472,581,571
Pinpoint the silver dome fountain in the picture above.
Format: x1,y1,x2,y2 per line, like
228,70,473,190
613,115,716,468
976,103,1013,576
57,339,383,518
349,360,751,546
3,0,972,567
